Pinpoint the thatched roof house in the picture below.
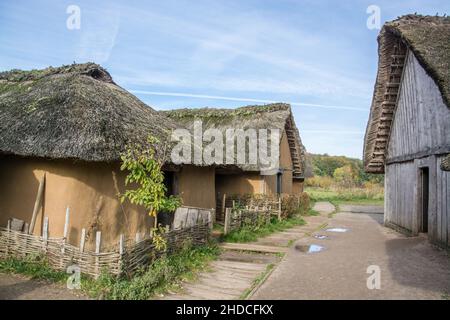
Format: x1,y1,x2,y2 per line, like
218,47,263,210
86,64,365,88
363,15,450,248
364,14,450,173
0,63,175,161
0,63,182,248
0,63,307,244
164,104,306,204
164,103,305,177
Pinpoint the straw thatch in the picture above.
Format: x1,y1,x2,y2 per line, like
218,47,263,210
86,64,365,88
442,154,450,171
364,15,450,173
0,63,177,162
163,103,306,177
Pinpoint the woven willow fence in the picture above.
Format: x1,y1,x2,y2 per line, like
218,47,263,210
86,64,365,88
223,207,272,235
222,192,310,235
218,194,282,222
0,222,210,278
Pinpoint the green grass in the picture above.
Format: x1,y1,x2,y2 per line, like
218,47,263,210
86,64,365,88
306,187,384,206
223,216,306,243
240,263,275,299
0,244,220,300
0,255,68,283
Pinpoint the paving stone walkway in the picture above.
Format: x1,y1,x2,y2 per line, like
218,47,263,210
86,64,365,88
251,204,450,300
162,202,334,300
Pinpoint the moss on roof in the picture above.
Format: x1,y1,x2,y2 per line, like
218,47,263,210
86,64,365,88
0,63,176,162
364,14,450,173
384,14,450,107
163,103,306,174
165,103,291,121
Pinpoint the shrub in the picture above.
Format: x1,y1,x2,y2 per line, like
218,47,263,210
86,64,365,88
305,176,334,189
281,192,310,218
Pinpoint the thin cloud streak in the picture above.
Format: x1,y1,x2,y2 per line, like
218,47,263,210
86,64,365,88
130,90,367,111
302,130,365,134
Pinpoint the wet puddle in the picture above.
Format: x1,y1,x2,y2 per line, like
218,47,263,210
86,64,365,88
325,227,348,233
313,234,329,240
295,244,325,254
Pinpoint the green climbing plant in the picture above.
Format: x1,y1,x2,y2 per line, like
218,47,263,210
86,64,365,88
120,135,181,248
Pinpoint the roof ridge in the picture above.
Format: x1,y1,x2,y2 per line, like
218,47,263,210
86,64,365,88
0,63,114,84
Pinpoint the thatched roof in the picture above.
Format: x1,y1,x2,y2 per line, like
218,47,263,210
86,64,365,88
442,154,450,171
163,103,306,177
364,15,450,173
0,63,176,162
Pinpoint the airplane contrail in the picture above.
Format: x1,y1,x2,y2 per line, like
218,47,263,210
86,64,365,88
130,90,367,112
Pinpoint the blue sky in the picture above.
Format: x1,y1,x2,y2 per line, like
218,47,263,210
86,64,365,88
1,0,448,158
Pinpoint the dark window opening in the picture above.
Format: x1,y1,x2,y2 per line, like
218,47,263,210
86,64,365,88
163,171,175,196
419,167,429,233
276,172,282,195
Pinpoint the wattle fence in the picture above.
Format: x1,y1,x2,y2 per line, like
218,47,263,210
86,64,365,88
222,193,310,235
0,206,213,278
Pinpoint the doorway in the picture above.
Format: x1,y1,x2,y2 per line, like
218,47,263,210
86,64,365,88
419,167,429,233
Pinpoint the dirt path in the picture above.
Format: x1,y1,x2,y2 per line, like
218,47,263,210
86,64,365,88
163,202,334,300
251,205,450,300
0,273,87,300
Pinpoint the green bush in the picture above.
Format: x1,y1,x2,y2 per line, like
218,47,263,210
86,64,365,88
83,244,219,300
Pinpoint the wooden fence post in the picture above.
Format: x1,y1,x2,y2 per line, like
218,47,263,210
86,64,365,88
79,228,86,253
42,217,49,253
61,206,70,269
29,174,45,235
210,209,215,230
6,220,11,256
135,233,141,243
95,231,101,279
222,194,226,220
118,234,125,275
224,208,232,235
278,197,282,221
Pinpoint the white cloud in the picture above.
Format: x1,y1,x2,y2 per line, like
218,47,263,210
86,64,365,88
76,5,120,63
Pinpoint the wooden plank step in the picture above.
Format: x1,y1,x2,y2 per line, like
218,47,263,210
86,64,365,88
199,272,253,286
212,260,267,271
209,265,262,277
189,283,243,297
184,287,236,300
197,276,251,291
221,242,288,253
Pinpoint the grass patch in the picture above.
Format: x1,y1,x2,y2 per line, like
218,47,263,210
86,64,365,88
307,208,320,216
240,263,275,299
306,187,384,206
223,216,306,243
0,255,67,283
213,224,224,232
0,244,220,300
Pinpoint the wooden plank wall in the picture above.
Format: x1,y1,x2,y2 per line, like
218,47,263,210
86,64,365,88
387,50,450,160
435,155,449,247
384,50,449,248
385,161,415,232
385,157,449,247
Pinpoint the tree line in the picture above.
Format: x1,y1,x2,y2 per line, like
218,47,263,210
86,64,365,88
304,153,384,187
